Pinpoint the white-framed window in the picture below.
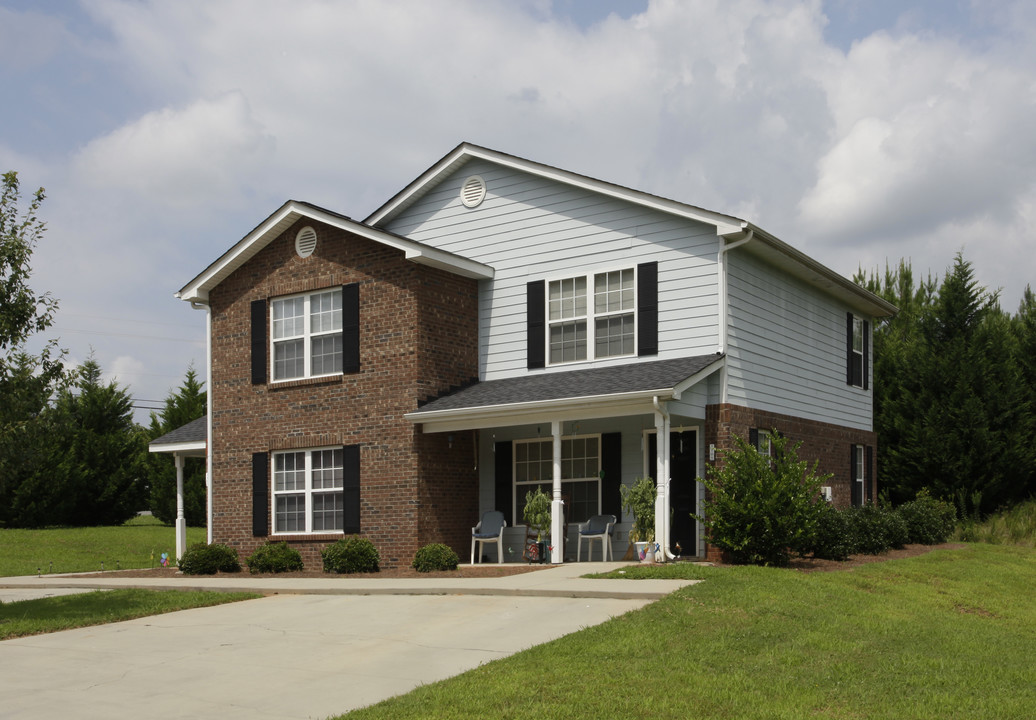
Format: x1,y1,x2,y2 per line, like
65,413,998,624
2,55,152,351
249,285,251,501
853,444,865,506
273,447,344,533
756,429,773,458
547,269,635,365
271,289,343,381
850,316,864,387
513,435,601,524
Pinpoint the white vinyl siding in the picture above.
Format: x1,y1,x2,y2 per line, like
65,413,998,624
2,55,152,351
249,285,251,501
725,250,872,430
383,159,719,380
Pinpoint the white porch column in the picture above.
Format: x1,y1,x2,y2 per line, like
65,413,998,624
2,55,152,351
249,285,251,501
654,403,670,559
174,453,187,563
550,420,564,563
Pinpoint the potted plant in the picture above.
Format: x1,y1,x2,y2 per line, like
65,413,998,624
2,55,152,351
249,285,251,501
522,487,552,563
621,476,657,563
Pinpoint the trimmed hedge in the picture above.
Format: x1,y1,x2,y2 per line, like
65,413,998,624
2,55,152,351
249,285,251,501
246,541,304,574
412,543,460,572
810,502,856,561
898,489,957,544
178,542,241,575
322,536,379,574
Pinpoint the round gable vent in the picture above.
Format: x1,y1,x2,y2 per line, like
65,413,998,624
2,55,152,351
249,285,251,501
295,226,317,258
460,175,487,208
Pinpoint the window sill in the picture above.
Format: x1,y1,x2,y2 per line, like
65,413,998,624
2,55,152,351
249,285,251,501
268,375,344,391
270,532,345,542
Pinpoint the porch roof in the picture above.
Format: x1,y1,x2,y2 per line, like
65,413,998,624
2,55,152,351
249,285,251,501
149,416,207,456
406,355,724,433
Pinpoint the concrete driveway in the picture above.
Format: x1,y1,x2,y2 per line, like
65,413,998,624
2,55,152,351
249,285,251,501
0,591,651,719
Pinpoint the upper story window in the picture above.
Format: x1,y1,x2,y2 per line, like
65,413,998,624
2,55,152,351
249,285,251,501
272,289,343,381
547,269,636,365
527,262,656,370
846,313,869,389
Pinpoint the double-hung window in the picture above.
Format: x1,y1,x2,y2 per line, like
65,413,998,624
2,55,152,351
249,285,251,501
272,289,343,380
847,313,869,389
273,448,344,533
547,269,634,365
513,435,601,524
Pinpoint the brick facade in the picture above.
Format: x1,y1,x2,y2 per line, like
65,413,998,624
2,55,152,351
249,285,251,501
702,402,878,561
208,218,478,568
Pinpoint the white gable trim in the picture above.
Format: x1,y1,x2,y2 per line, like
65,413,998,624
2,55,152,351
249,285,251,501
177,200,493,303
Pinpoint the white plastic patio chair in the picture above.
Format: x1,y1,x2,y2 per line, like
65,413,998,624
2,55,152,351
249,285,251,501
471,510,507,564
577,514,617,562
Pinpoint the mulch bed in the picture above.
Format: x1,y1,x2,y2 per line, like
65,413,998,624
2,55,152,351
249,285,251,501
70,543,966,580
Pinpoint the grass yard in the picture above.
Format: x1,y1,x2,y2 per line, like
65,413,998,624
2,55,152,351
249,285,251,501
0,515,206,577
339,543,1035,720
0,588,260,640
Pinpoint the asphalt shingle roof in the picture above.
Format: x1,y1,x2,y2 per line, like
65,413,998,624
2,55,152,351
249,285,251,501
150,416,208,446
414,355,723,414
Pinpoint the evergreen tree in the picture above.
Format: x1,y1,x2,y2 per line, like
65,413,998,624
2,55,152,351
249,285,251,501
49,358,145,526
146,366,207,525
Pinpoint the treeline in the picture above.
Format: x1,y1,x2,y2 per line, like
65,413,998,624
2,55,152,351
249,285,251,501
856,254,1036,515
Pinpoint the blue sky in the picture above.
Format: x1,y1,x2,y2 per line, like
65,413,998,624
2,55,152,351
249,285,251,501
2,0,1034,416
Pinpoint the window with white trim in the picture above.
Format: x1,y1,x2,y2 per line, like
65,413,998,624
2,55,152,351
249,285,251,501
548,269,635,365
851,316,864,386
271,289,343,380
853,444,865,507
273,448,344,533
513,435,601,524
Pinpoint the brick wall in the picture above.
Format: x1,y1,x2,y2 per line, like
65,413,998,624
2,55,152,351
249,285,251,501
208,218,478,568
702,403,878,561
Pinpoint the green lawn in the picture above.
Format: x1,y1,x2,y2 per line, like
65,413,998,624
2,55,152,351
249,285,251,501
340,544,1035,720
0,515,206,576
0,589,260,640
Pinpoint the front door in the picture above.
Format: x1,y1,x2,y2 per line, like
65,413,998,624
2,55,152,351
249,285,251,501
649,430,698,557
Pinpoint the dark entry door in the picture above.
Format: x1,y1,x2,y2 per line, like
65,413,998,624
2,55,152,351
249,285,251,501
649,430,698,556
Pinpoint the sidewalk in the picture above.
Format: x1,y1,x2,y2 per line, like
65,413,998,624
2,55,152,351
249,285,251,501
0,561,698,602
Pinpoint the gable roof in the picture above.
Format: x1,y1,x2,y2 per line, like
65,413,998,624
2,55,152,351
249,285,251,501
365,142,897,318
177,200,494,303
406,354,725,433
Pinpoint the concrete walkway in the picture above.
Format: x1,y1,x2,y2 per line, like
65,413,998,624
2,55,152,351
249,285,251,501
0,564,699,719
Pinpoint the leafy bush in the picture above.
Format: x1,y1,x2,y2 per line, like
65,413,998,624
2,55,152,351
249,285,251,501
810,502,856,561
845,504,908,555
696,432,830,567
412,543,460,572
178,542,241,575
322,536,379,574
246,541,304,574
898,489,957,544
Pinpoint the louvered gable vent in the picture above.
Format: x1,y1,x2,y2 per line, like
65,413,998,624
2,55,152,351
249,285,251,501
460,175,487,208
295,226,318,258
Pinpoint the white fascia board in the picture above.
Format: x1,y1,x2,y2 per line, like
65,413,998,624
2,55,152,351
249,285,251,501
178,201,493,303
672,356,725,400
366,143,746,233
406,389,676,434
148,440,206,456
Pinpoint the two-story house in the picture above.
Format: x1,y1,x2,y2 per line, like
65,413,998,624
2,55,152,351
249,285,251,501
154,142,896,567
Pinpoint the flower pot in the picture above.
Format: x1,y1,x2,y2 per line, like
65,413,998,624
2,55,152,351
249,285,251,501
634,541,654,564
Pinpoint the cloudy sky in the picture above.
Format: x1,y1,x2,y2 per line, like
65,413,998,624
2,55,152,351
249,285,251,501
2,0,1034,418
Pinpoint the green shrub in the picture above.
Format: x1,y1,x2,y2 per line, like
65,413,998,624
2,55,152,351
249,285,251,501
898,489,957,544
696,432,830,567
322,536,379,574
810,503,856,561
845,504,908,555
246,541,304,574
412,543,460,572
178,542,241,575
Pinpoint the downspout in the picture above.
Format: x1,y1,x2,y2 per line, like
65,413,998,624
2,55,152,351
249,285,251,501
191,300,214,545
653,396,676,561
716,229,753,403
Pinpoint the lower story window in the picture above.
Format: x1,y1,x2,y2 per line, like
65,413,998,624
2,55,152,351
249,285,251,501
514,435,600,525
273,447,344,533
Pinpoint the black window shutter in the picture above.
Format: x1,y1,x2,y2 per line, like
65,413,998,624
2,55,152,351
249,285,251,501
527,280,545,369
494,441,514,523
251,299,267,385
748,427,759,450
601,432,622,517
342,284,360,374
863,320,870,391
846,312,854,386
342,444,361,533
252,452,268,537
865,445,874,504
638,261,658,357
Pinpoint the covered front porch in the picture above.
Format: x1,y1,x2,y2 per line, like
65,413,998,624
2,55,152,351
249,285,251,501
407,355,725,564
147,416,209,563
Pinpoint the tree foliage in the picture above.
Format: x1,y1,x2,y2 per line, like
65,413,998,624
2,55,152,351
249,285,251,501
857,254,1036,513
146,366,207,525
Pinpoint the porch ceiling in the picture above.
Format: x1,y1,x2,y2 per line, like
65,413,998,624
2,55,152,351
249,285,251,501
406,355,723,433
